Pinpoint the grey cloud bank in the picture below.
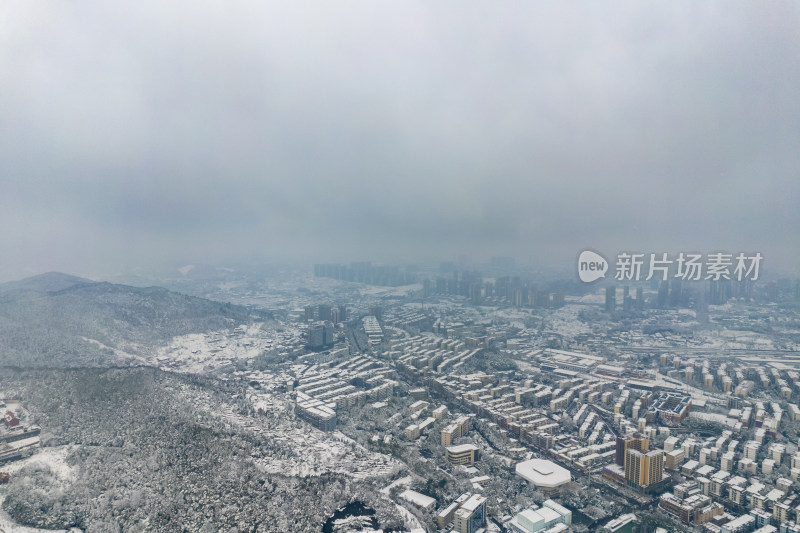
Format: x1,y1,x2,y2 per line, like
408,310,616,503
1,2,798,281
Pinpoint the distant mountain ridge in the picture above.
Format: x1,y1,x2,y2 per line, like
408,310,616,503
0,272,269,368
0,272,95,294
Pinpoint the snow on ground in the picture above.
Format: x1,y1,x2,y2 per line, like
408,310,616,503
690,411,737,426
545,304,593,338
692,329,777,351
714,329,776,350
355,284,422,297
570,292,605,305
82,337,149,365
391,501,423,531
0,446,79,533
330,515,375,533
655,373,726,405
377,478,426,530
151,322,302,373
175,384,401,481
1,445,75,483
253,429,398,479
380,475,413,495
0,513,79,533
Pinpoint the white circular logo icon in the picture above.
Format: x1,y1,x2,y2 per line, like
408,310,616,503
578,250,608,282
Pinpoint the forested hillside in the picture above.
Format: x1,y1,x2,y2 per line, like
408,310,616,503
0,368,402,532
0,273,267,367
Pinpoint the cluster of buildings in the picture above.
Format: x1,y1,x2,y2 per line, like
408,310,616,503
288,264,800,532
658,478,800,533
436,480,571,533
403,399,437,441
304,303,347,324
399,334,800,530
430,366,621,464
441,415,473,446
604,286,646,313
389,334,482,376
645,392,692,424
655,433,800,528
362,315,383,346
402,400,481,467
538,348,607,375
306,321,336,350
423,270,566,309
0,400,40,464
667,354,800,412
436,493,488,533
303,303,347,349
602,433,667,493
509,499,572,533
291,354,397,431
385,307,430,331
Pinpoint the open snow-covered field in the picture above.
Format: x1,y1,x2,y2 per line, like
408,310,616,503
1,445,75,484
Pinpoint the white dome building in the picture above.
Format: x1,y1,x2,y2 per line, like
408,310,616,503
516,459,571,492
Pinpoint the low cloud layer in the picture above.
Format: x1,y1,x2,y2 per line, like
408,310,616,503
2,2,798,280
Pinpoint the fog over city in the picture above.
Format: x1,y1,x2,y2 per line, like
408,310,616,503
2,2,799,281
4,5,800,533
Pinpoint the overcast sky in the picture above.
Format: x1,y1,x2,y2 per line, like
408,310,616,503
1,2,799,281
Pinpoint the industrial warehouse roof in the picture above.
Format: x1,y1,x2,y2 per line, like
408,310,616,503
515,459,571,489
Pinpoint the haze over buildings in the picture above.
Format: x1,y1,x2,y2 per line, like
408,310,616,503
2,2,800,532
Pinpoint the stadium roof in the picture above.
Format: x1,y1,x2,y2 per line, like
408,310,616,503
516,459,571,489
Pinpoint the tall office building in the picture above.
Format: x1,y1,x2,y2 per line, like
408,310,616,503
695,291,709,323
534,290,550,308
623,285,632,311
657,281,669,308
454,494,487,533
669,279,683,307
470,283,483,305
441,424,458,446
317,304,332,322
616,434,649,466
307,322,335,350
605,287,616,313
423,279,433,298
625,449,664,488
551,292,565,307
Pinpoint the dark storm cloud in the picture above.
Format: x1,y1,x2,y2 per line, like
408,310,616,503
1,1,799,280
